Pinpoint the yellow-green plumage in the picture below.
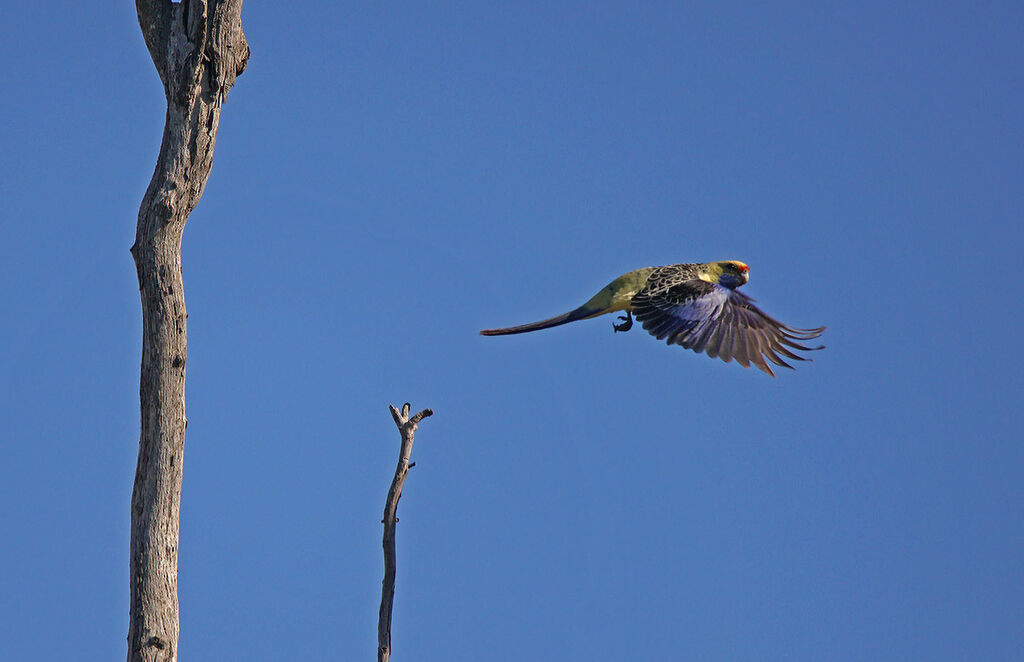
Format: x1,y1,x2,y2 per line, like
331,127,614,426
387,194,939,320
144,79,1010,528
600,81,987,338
480,260,825,376
578,267,657,316
478,268,655,336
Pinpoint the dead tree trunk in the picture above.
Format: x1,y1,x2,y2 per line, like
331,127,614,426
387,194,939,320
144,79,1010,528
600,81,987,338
128,2,248,660
379,404,433,662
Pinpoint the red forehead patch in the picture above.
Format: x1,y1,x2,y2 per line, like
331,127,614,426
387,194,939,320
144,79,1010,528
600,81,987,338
738,264,749,273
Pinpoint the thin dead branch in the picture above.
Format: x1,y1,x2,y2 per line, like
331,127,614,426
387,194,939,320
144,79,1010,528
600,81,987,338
378,403,433,662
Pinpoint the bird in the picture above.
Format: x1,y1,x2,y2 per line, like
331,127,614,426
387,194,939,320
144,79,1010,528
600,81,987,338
480,261,825,376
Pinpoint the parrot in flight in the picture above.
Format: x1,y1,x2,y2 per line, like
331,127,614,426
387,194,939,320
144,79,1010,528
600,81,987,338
480,261,825,376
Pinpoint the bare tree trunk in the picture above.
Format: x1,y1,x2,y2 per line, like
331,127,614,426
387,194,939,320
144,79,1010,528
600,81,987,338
128,2,248,660
379,404,433,662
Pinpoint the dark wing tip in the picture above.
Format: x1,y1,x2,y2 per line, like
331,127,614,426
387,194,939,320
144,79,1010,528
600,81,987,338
751,355,777,377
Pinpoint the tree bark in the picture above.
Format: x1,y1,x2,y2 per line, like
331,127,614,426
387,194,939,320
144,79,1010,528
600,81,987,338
128,2,248,661
379,404,433,662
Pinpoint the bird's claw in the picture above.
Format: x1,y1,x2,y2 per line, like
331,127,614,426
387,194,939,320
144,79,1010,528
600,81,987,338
613,312,633,333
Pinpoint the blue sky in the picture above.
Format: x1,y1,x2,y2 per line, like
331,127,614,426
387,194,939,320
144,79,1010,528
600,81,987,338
2,2,1023,660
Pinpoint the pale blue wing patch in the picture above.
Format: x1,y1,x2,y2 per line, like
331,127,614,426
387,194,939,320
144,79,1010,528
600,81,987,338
632,280,825,376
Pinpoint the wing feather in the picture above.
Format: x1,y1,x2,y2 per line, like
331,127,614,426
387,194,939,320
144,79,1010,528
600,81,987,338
631,279,824,376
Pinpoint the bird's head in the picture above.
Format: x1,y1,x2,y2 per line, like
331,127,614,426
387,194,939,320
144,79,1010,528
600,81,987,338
703,260,750,289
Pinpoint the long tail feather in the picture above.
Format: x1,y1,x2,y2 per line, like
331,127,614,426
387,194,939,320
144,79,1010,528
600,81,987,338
480,306,594,336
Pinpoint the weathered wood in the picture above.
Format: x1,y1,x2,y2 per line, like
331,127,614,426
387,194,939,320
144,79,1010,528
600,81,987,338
128,2,248,661
379,403,433,662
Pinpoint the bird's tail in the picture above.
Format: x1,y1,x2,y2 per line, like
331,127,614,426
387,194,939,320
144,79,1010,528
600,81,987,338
480,305,597,336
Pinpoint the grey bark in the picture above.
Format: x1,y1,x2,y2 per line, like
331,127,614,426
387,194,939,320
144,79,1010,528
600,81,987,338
379,404,433,662
128,2,248,661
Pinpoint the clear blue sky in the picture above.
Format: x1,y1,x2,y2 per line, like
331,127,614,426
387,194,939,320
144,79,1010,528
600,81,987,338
2,2,1022,660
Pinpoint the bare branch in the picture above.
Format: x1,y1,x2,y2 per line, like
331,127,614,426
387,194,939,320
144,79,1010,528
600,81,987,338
127,2,248,661
135,0,173,82
409,409,433,426
378,403,433,662
389,404,405,428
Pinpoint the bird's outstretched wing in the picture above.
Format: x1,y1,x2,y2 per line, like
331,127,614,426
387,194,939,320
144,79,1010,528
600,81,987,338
631,280,825,376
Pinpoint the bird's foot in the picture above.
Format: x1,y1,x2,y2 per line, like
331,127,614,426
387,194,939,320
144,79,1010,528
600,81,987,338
613,312,633,333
